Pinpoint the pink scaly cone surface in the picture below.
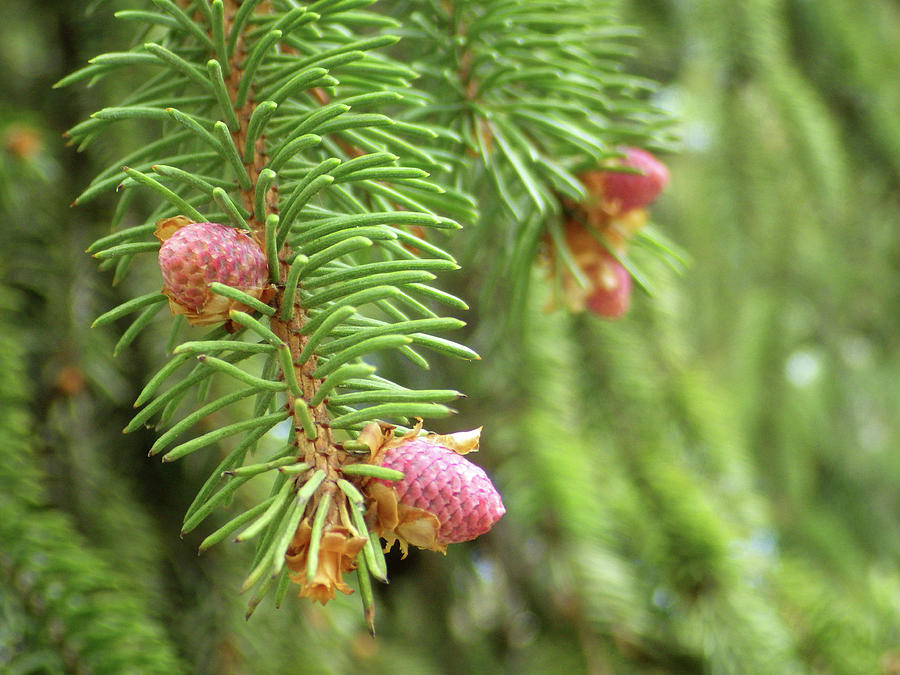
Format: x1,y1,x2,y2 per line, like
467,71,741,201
156,219,268,325
379,438,506,545
363,426,505,555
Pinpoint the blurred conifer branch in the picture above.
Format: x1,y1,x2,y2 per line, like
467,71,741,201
0,282,184,673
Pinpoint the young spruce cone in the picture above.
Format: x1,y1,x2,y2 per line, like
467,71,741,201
156,217,269,325
579,146,670,216
584,251,632,319
554,219,632,318
363,425,505,556
551,147,669,317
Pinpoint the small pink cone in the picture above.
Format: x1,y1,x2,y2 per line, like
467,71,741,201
156,220,268,325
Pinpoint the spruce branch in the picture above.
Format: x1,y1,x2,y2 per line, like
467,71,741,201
383,0,677,325
63,0,496,625
64,0,671,629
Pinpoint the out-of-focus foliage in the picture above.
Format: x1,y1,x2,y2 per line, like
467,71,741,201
1,1,898,673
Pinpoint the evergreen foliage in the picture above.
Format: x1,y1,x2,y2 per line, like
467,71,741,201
55,0,667,625
61,0,493,620
1,0,898,672
0,283,184,673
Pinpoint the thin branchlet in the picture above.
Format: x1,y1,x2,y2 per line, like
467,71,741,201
216,1,363,612
219,1,334,465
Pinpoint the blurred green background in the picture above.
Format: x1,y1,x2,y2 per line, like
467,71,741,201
1,1,898,673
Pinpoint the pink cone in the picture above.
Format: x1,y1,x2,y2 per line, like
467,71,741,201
584,252,632,319
158,222,268,314
378,438,505,546
598,147,669,214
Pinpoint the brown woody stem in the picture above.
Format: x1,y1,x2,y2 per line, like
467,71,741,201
219,0,347,489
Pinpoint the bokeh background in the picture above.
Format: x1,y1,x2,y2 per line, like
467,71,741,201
1,0,898,673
